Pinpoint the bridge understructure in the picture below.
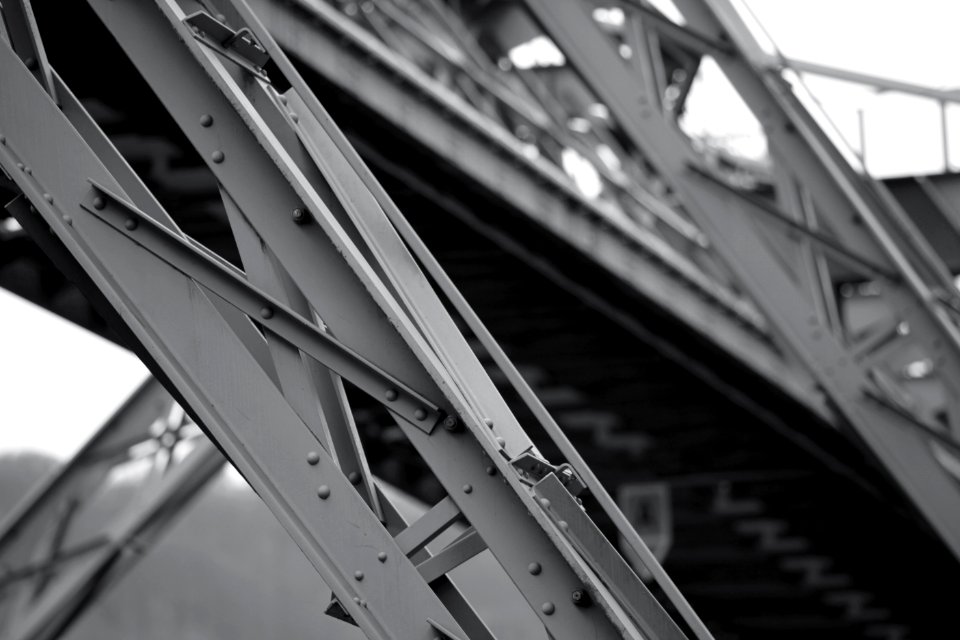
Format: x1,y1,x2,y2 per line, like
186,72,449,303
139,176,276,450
1,1,960,640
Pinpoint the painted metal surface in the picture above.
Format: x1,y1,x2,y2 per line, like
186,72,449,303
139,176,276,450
519,0,960,560
0,0,712,638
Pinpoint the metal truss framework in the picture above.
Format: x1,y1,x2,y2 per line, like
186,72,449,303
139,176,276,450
248,0,828,420
247,0,960,565
512,0,960,559
0,1,715,639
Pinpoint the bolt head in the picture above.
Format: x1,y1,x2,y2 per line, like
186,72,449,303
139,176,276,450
317,485,330,500
442,415,458,431
292,208,307,224
571,589,590,607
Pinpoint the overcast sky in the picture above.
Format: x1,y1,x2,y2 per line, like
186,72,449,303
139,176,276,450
2,1,959,460
681,0,960,176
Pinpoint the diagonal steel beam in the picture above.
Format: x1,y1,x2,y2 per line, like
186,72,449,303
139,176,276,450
520,0,960,561
0,0,713,637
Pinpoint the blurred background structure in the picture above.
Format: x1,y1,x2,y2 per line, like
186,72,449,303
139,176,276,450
2,1,960,638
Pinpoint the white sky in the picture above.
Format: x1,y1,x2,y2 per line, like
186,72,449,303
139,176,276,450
680,0,960,177
2,1,959,460
0,288,148,458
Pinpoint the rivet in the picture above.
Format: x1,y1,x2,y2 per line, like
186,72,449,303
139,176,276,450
16,163,23,170
539,498,551,509
414,408,427,421
200,114,213,127
290,112,299,123
62,215,72,226
377,552,387,562
348,471,361,485
528,562,542,575
558,520,568,531
0,135,5,144
124,219,138,231
462,484,473,494
360,599,367,608
307,451,320,465
24,56,37,70
353,596,361,604
495,436,505,448
541,602,555,615
484,418,494,429
92,196,105,210
23,166,31,175
211,150,225,163
385,389,398,401
485,465,496,476
354,571,364,581
317,485,330,499
43,193,53,203
260,306,274,319
292,207,306,224
279,95,288,105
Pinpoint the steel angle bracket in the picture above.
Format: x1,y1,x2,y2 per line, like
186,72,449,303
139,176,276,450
80,181,445,433
511,450,587,497
183,10,270,79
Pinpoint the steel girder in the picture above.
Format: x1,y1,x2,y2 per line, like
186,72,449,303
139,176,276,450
246,0,829,424
516,0,960,559
0,1,713,638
